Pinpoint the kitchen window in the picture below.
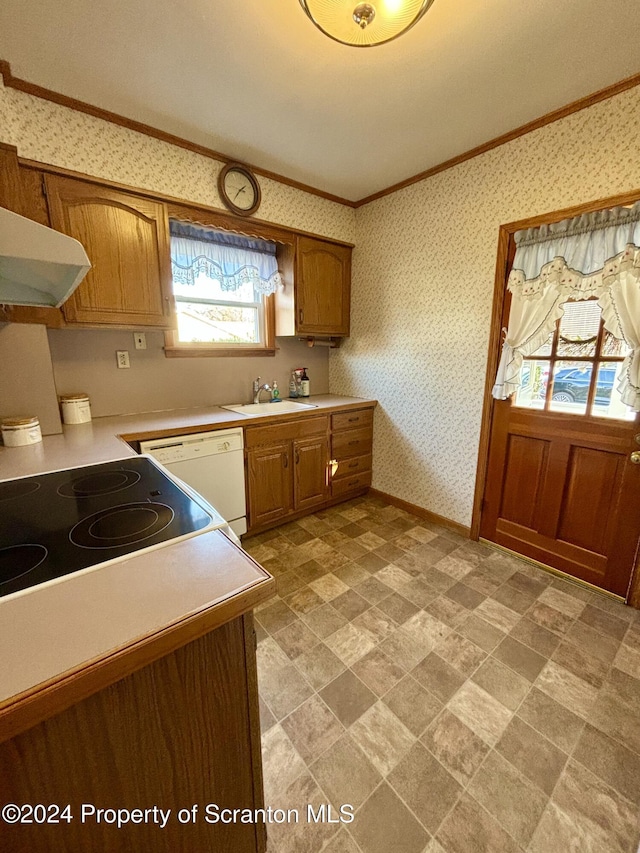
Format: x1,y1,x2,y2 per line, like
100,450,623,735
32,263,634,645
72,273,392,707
164,221,283,357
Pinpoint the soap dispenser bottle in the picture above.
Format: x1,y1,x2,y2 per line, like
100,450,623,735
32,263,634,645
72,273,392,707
271,380,280,401
300,368,310,397
289,372,298,398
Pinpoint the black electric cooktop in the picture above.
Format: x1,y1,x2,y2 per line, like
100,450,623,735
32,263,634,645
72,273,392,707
0,457,214,599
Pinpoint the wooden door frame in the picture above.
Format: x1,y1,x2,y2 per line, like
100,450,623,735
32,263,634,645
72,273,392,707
471,186,640,604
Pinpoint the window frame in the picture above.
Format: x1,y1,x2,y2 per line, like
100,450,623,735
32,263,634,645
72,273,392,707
163,204,293,359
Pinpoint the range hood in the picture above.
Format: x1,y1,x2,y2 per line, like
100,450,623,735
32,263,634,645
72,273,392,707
0,207,91,308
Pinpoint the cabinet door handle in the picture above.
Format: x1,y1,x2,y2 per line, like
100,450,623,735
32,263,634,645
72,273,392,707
295,449,300,465
299,308,304,324
283,454,288,468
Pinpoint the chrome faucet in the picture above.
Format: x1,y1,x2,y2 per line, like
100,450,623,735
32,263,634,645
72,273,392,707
253,377,271,404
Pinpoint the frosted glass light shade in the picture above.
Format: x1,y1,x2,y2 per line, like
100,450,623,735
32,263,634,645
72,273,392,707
299,0,435,47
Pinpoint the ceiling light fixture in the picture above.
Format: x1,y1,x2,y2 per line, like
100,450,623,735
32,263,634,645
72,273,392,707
299,0,436,47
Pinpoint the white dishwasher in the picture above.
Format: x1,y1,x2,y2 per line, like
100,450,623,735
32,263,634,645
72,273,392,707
139,428,247,538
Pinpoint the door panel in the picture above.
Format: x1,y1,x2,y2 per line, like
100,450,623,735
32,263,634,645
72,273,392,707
293,437,328,512
482,403,640,597
246,444,292,528
500,435,549,528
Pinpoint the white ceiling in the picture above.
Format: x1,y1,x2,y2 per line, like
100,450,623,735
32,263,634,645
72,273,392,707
1,0,639,202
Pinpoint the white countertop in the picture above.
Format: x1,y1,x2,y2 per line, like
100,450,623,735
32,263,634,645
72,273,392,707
0,394,375,710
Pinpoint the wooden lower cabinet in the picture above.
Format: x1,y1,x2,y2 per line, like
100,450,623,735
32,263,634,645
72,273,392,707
245,407,375,534
0,615,266,853
245,419,329,530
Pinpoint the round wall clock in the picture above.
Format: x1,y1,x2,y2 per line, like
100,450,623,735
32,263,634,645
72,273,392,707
217,163,261,217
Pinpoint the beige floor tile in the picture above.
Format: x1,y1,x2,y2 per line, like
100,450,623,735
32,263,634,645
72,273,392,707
309,573,351,602
475,598,521,633
573,724,640,806
382,675,442,736
351,648,406,697
411,652,466,704
579,603,629,641
551,760,639,853
613,643,640,679
527,600,574,635
496,716,568,795
517,687,585,754
399,577,439,609
458,614,504,652
349,783,429,853
260,662,314,720
301,603,349,639
536,661,599,719
492,635,547,682
284,585,325,616
425,595,469,629
529,801,608,853
319,829,361,853
447,681,513,747
436,792,521,853
320,670,377,727
433,554,476,581
508,616,560,658
274,620,320,660
258,599,299,634
468,750,548,846
445,582,486,610
538,586,586,619
310,733,381,810
388,742,462,834
490,582,537,615
422,708,490,786
551,638,609,687
281,695,344,763
266,773,339,853
261,724,306,805
295,643,346,691
587,669,640,755
376,591,419,624
433,632,486,677
331,588,371,621
565,618,621,665
351,606,397,642
356,551,389,573
354,576,393,604
350,701,415,776
332,561,371,587
325,622,377,667
471,656,530,711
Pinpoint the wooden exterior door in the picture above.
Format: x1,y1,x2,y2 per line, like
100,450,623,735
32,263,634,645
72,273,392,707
293,437,328,512
480,298,640,597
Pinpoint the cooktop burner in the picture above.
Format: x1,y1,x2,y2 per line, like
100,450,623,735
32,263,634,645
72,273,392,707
0,457,214,599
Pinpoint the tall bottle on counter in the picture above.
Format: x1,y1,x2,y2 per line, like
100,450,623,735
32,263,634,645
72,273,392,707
300,368,310,398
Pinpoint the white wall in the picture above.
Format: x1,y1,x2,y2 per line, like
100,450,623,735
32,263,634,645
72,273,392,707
330,85,640,526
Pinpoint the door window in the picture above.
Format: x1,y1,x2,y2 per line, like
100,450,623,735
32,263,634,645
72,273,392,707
514,299,634,420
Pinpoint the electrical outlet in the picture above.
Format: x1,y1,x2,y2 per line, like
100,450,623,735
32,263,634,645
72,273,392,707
116,350,130,369
134,331,147,350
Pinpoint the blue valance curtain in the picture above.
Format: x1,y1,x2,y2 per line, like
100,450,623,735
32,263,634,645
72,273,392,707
169,221,283,294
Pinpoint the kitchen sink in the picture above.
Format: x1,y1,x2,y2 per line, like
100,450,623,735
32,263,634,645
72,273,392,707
221,401,317,417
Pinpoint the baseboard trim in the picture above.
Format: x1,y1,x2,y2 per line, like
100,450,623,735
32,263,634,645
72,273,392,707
368,489,470,538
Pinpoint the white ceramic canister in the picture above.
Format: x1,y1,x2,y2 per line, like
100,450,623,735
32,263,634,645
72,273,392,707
60,394,92,425
1,416,43,447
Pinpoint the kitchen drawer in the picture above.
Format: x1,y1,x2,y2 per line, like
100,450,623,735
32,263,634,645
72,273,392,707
332,408,374,432
245,415,328,448
333,453,372,480
331,427,373,460
331,470,372,498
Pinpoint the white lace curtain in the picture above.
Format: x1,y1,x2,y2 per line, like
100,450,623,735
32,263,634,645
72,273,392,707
169,221,283,294
492,201,640,411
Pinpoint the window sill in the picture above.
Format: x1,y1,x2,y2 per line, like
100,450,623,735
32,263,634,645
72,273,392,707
164,345,276,358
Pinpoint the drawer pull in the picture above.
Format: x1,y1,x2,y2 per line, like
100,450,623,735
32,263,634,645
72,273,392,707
348,480,359,487
348,440,359,445
348,461,358,468
348,417,359,423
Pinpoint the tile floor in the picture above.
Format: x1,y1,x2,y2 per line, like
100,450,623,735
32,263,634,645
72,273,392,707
245,495,640,853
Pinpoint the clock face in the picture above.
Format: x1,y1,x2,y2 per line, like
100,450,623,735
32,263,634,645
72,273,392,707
220,166,260,215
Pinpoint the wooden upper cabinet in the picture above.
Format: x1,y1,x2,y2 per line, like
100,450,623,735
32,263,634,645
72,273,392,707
295,236,351,336
45,175,174,327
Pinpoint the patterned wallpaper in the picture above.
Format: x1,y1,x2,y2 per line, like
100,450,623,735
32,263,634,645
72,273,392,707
0,80,355,243
330,85,640,526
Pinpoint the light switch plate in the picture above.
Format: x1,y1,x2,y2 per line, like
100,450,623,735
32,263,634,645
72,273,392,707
134,332,147,350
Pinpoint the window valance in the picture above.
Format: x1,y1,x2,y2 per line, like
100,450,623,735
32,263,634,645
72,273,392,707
169,221,283,294
492,202,640,411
